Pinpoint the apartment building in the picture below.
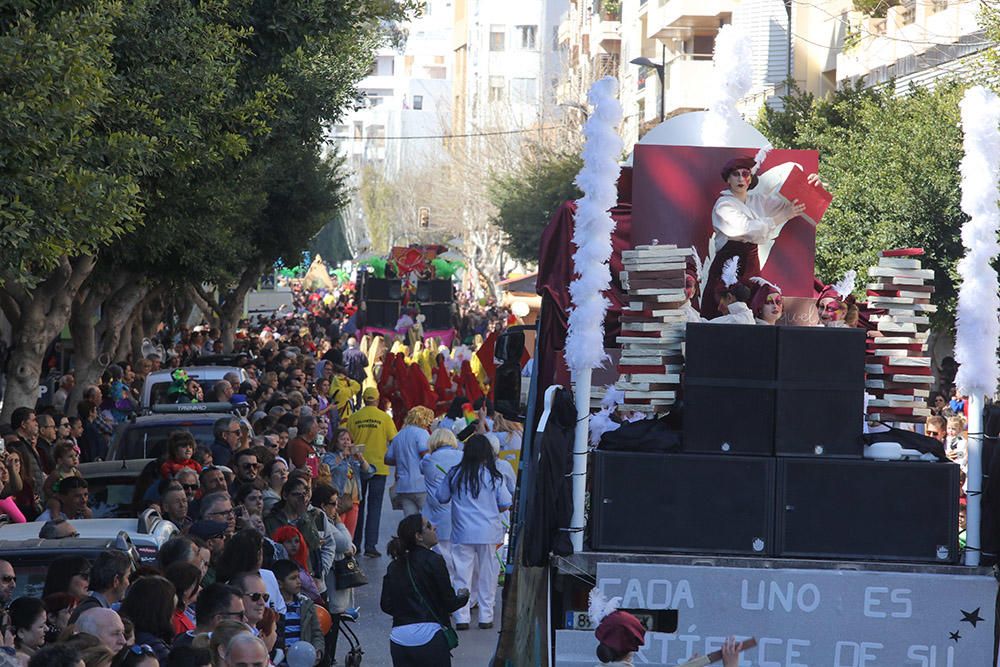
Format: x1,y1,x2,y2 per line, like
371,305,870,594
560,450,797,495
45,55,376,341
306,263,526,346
324,1,454,252
836,0,991,94
452,0,568,134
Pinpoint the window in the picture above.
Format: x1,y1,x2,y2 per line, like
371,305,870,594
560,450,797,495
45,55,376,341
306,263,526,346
413,95,423,110
353,121,362,139
516,25,537,50
490,25,505,51
489,75,505,101
510,77,537,103
901,0,915,24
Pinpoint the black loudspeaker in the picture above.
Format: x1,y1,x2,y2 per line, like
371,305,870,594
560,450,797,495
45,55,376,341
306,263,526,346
685,323,777,380
774,327,866,457
774,387,864,457
682,385,775,455
777,458,960,564
416,279,453,303
420,303,452,330
592,451,775,555
776,326,866,383
366,301,400,328
366,278,404,301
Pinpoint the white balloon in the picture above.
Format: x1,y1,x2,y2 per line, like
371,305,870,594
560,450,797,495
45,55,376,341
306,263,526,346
286,640,317,667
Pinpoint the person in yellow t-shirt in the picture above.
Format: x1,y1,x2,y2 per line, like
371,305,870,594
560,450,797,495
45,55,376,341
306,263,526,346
346,386,398,557
329,366,361,425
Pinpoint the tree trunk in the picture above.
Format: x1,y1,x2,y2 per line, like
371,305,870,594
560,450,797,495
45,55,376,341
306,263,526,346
69,275,148,408
188,285,221,328
192,263,264,354
219,262,264,353
0,256,97,423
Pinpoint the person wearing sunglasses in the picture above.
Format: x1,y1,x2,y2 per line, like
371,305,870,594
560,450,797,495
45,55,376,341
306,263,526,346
119,643,159,667
229,572,278,654
0,560,16,607
702,156,811,319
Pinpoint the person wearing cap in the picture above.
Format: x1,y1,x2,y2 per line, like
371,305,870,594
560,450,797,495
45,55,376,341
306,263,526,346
816,269,859,327
593,609,740,666
748,276,783,325
347,386,398,557
701,156,809,319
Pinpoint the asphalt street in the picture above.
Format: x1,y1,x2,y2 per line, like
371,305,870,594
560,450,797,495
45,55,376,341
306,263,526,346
337,484,501,666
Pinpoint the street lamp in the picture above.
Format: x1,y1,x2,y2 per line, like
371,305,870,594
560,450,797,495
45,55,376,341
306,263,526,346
630,49,666,122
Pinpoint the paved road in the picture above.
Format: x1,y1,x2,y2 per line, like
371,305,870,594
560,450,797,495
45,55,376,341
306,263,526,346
334,486,501,666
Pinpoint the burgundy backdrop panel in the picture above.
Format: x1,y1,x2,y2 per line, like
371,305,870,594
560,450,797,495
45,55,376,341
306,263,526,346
631,145,819,298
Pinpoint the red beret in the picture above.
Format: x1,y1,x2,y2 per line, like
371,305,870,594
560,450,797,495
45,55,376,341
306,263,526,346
595,611,646,654
720,156,757,181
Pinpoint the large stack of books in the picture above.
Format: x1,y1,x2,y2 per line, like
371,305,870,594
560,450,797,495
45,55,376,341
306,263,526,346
864,248,936,423
597,244,691,414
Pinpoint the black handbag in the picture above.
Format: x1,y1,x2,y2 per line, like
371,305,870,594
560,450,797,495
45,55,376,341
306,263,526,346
406,559,459,650
333,555,369,589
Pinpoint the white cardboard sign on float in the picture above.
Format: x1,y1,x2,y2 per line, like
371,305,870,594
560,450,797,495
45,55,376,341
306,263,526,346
554,563,995,666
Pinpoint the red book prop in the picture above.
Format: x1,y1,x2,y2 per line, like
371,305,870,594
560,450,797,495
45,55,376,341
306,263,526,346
777,165,832,227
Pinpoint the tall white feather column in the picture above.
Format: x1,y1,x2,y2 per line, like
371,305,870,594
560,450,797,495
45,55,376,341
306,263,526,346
954,86,1000,566
565,77,623,552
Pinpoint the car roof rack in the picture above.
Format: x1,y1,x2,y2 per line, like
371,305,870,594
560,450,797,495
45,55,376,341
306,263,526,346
149,402,236,414
146,401,251,419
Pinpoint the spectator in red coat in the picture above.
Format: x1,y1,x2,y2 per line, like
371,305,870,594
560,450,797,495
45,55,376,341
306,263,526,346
161,431,203,479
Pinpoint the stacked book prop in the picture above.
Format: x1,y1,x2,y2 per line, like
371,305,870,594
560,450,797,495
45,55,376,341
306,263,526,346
864,248,936,423
592,244,691,414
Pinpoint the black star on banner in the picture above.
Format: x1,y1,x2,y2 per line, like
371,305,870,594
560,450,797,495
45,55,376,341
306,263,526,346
961,608,985,628
949,630,962,643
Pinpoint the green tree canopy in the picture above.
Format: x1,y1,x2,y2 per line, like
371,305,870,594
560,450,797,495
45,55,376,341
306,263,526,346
489,146,583,263
758,80,967,327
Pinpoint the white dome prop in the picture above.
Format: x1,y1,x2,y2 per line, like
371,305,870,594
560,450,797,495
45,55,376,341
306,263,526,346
623,111,770,165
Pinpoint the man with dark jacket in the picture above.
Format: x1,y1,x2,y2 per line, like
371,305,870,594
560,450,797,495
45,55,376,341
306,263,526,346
70,550,132,621
210,416,241,467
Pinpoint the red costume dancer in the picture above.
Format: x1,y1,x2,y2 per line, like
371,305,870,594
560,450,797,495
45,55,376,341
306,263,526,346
459,360,484,403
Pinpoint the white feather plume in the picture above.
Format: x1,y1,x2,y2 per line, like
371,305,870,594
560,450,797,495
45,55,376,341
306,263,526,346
588,587,621,627
831,269,856,299
702,25,754,146
749,275,781,293
600,385,625,411
565,77,624,373
589,408,621,447
721,256,740,288
689,245,702,284
955,86,1000,398
753,145,772,174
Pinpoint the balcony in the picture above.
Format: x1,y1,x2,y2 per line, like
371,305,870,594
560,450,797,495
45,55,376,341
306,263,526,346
589,11,621,51
647,0,734,39
662,53,714,116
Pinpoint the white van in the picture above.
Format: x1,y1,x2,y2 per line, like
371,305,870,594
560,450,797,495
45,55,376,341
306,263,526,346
141,365,248,409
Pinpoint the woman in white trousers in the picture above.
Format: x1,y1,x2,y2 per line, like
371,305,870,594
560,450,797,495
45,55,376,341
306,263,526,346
434,434,511,630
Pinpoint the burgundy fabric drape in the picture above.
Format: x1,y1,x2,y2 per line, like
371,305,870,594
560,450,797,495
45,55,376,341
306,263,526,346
535,200,632,400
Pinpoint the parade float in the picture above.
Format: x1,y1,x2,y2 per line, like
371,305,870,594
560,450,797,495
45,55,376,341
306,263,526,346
495,28,1000,667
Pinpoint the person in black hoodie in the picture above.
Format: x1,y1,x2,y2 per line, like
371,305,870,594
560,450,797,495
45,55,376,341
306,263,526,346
380,514,469,666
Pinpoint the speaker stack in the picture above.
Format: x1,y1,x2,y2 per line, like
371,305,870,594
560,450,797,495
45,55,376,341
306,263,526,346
415,279,454,330
591,323,960,564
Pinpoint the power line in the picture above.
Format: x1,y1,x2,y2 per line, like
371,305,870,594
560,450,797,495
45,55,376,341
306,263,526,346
338,125,572,141
790,0,996,49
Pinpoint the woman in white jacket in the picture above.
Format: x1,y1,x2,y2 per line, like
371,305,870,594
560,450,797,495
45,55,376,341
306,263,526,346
435,434,512,630
419,428,464,581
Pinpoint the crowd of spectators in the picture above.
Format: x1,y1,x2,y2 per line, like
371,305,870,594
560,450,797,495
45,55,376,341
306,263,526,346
0,279,523,666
